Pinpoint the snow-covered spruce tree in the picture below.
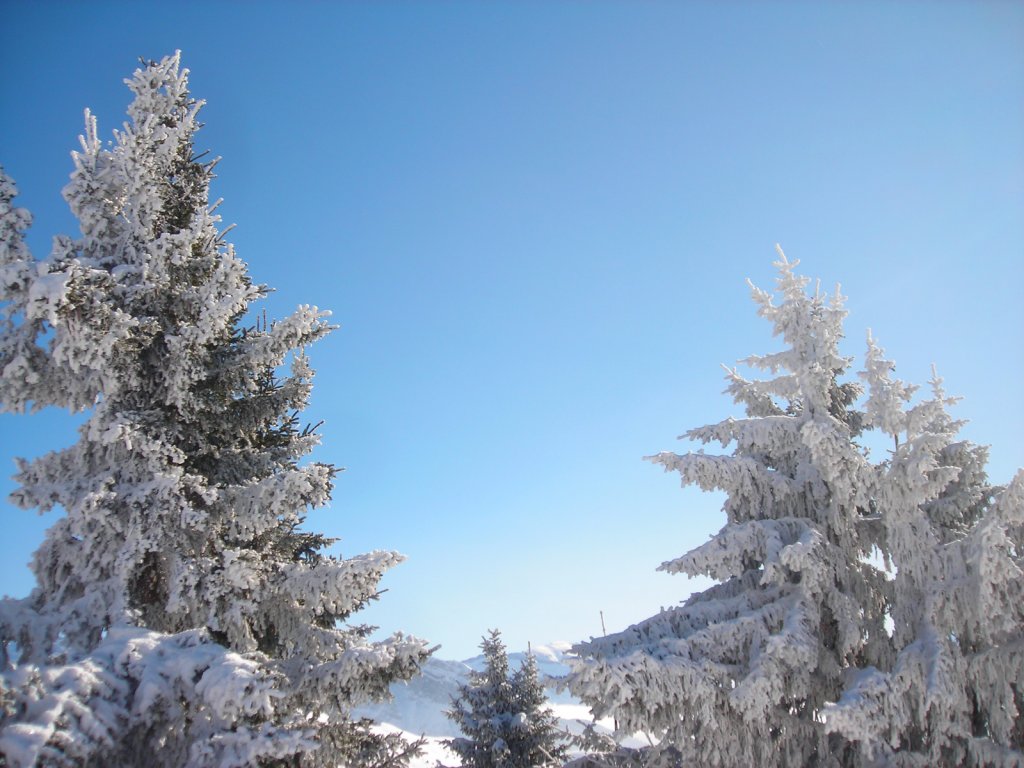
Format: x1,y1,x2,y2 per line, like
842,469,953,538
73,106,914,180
565,249,893,767
0,53,430,767
510,646,571,766
445,630,568,768
822,337,1022,766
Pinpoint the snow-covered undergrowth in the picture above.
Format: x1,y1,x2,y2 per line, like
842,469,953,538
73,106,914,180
372,724,458,768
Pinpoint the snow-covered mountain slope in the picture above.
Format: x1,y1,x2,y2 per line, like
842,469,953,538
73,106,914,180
356,655,472,738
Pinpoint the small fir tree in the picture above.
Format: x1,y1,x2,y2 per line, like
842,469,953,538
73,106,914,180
446,630,568,768
0,53,430,767
510,649,570,766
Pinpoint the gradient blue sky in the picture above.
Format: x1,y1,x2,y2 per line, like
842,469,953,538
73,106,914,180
1,1,1021,660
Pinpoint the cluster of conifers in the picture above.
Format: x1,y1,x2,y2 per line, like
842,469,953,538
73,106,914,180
0,54,1020,768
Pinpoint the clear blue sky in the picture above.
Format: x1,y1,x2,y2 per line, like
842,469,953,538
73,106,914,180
1,1,1021,661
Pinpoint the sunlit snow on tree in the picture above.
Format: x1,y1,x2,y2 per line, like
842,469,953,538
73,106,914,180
823,338,1022,766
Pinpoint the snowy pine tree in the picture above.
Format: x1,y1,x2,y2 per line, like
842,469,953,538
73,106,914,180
565,250,1023,767
823,338,1023,766
446,630,568,768
565,250,892,767
0,53,430,767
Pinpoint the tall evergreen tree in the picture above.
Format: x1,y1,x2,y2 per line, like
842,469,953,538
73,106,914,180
565,250,892,767
565,250,1022,767
0,53,429,767
446,630,568,768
